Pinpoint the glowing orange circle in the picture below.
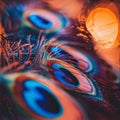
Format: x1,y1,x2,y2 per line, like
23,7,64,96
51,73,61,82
86,8,119,48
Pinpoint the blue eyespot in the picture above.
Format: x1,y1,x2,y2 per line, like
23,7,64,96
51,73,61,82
51,46,62,57
28,14,53,29
52,63,80,88
47,45,98,75
50,46,78,65
22,80,63,118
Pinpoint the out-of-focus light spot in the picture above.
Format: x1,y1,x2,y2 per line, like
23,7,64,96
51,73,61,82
45,0,84,18
86,8,119,48
0,22,4,55
0,23,4,41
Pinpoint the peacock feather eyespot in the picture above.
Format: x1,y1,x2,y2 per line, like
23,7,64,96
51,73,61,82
0,0,120,120
0,73,89,120
44,43,98,74
47,59,103,100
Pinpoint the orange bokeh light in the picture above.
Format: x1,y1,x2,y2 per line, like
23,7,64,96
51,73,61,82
0,22,4,56
86,7,119,48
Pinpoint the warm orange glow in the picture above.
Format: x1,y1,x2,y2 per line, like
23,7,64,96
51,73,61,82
0,23,4,41
46,0,84,18
0,22,4,55
86,8,119,48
